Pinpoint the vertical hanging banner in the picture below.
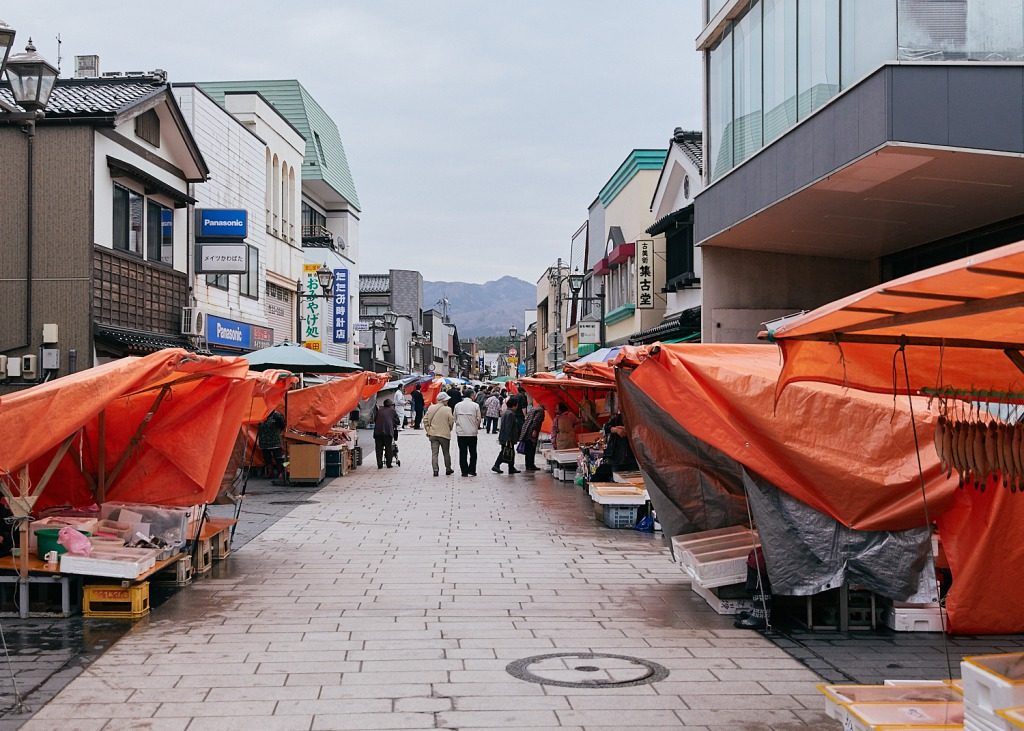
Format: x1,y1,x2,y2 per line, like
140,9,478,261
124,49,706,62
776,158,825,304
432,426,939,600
333,268,349,343
302,263,322,351
636,239,655,309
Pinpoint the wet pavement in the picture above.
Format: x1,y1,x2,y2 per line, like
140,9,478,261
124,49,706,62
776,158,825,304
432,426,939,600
4,428,1020,728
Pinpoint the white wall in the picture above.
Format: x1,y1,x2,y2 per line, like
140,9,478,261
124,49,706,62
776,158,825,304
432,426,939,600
175,87,269,334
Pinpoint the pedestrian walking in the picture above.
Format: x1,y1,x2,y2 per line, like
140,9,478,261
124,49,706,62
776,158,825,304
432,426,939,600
483,391,501,434
453,393,482,477
257,408,286,479
411,385,425,429
446,386,463,410
423,391,455,476
551,402,579,450
519,400,545,471
373,398,401,469
474,388,487,412
492,398,521,474
393,387,407,430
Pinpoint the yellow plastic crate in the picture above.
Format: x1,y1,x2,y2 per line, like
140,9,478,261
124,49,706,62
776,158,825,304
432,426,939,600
83,582,150,619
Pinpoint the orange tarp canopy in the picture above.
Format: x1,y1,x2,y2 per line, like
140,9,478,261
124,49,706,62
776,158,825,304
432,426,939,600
287,372,386,434
520,375,616,434
629,344,957,532
766,241,1024,398
0,349,262,510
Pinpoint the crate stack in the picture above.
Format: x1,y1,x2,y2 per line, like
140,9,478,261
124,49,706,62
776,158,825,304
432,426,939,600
671,525,760,615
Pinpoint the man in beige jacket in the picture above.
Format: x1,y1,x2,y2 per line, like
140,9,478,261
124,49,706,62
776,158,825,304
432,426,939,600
423,391,455,477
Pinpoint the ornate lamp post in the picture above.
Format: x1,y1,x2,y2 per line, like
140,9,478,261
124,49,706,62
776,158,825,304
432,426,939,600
567,268,605,348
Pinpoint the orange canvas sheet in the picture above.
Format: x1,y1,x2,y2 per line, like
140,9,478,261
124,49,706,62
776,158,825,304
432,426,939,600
520,376,616,434
629,344,957,532
0,349,258,510
287,372,386,434
242,369,296,424
767,241,1024,398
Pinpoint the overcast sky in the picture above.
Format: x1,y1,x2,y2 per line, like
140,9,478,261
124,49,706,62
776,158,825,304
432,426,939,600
6,2,702,283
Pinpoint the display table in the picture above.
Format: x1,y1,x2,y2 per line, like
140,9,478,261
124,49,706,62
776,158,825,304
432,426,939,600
0,553,181,618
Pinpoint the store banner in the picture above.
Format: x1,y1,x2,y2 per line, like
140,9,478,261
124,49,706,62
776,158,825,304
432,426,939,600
636,239,654,309
302,263,322,351
578,321,600,344
195,208,248,240
195,243,247,274
333,268,349,344
206,315,274,350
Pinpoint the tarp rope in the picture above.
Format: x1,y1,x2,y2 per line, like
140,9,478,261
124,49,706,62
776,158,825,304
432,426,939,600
898,341,954,681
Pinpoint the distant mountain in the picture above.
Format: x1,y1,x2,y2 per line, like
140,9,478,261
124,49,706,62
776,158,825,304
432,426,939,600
423,276,535,339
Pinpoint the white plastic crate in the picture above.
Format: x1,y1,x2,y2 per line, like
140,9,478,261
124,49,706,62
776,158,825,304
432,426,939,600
819,684,961,722
680,534,762,565
671,526,758,561
997,706,1024,729
681,544,755,589
884,606,948,633
966,700,1012,731
599,504,639,529
690,581,753,616
60,547,162,579
844,701,963,730
962,654,1024,716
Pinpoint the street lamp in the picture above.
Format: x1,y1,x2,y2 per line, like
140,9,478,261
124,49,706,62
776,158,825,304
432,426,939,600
567,268,605,349
366,311,397,373
1,27,58,364
295,262,335,346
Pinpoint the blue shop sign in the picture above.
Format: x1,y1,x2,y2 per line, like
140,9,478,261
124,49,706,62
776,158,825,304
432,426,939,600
196,209,248,240
206,315,273,350
332,268,349,343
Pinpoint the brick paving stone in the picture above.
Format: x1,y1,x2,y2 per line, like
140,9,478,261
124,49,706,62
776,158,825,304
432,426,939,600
8,429,852,729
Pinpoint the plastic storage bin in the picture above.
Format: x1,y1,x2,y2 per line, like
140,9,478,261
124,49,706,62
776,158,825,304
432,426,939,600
820,684,962,721
598,504,639,529
844,701,963,730
962,653,1024,716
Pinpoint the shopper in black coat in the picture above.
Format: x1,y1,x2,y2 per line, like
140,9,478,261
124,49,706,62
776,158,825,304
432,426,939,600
491,399,522,474
373,399,401,469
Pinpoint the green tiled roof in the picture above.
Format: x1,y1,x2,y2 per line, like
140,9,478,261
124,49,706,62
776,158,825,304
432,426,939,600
197,79,360,210
598,149,668,207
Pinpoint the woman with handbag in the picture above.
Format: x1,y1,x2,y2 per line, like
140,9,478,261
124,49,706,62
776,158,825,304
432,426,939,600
491,398,522,474
518,401,546,471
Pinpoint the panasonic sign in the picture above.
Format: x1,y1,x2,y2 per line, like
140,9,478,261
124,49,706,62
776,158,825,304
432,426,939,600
195,209,248,241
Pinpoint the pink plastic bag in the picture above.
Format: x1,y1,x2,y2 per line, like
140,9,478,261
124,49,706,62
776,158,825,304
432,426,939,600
57,526,92,556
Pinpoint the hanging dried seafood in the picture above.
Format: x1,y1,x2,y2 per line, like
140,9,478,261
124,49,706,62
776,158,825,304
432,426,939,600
934,414,1024,492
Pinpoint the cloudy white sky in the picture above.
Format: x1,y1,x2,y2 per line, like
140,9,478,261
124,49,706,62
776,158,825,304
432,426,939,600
6,2,703,283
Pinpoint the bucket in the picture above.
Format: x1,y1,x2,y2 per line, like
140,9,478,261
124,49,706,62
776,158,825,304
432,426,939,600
34,527,91,560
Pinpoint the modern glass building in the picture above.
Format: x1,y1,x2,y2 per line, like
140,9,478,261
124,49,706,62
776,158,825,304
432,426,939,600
695,0,1024,344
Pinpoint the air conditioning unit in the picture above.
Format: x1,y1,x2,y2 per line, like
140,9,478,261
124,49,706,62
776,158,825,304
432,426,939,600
181,307,206,337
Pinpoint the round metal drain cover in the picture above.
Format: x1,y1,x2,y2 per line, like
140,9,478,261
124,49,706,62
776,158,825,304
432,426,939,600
506,652,669,688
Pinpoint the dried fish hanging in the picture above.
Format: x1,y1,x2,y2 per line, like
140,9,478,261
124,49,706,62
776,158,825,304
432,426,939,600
931,393,1024,492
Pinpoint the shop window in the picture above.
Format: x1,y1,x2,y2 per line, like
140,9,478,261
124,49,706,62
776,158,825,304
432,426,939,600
146,201,173,266
135,109,160,147
113,183,144,256
607,259,635,311
240,245,259,299
206,274,229,291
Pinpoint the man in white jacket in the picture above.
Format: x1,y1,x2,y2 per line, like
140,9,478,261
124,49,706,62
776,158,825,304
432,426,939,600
453,393,482,477
423,391,455,477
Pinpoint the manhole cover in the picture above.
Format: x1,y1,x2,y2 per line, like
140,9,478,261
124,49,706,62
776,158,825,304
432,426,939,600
506,652,669,688
268,500,314,506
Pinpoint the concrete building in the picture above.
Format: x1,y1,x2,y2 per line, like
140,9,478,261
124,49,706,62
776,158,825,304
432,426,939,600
174,85,305,353
632,128,704,345
198,80,361,362
696,0,1024,343
358,269,424,373
0,71,207,387
534,262,570,373
586,149,667,347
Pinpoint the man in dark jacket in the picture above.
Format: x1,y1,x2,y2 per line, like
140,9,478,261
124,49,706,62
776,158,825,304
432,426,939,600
373,398,401,469
257,409,286,479
491,399,522,474
446,386,463,410
411,385,425,429
519,401,546,471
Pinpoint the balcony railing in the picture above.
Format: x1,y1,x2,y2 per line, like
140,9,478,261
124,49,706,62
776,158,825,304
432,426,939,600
302,223,333,245
93,246,187,335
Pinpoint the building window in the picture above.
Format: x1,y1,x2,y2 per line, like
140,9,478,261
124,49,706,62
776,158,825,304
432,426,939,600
267,282,291,301
362,304,388,317
146,201,173,266
206,274,228,290
607,259,635,311
709,30,733,180
733,2,763,164
313,131,328,167
134,109,160,147
113,183,144,256
763,0,798,144
239,245,259,299
797,0,840,120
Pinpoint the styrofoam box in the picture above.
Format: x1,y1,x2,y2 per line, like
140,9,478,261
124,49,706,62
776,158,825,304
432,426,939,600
681,534,762,565
691,581,753,616
671,525,757,555
962,654,1024,715
997,706,1024,729
820,684,962,721
966,698,1014,731
60,547,162,579
548,449,579,465
682,545,752,588
884,607,948,633
845,701,963,730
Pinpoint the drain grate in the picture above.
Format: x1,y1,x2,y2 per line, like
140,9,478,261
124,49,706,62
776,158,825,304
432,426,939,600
506,652,669,688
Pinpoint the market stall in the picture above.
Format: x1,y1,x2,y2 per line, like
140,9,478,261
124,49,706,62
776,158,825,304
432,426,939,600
765,240,1024,634
0,349,276,616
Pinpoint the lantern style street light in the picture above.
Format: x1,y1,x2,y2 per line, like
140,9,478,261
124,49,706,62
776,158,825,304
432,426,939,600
568,267,606,348
4,39,58,113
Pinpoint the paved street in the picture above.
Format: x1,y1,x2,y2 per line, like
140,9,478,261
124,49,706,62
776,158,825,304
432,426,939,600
16,432,834,730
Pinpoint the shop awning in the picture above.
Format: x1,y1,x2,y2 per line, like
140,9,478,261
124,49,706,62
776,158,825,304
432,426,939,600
764,240,1024,398
287,372,387,434
0,349,274,511
94,324,199,356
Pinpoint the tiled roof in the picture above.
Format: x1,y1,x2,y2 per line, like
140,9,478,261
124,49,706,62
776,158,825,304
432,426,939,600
359,274,390,294
673,129,703,174
197,80,361,210
0,77,164,116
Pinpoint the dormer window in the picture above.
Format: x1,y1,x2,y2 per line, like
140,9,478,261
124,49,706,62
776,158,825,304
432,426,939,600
135,109,160,147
